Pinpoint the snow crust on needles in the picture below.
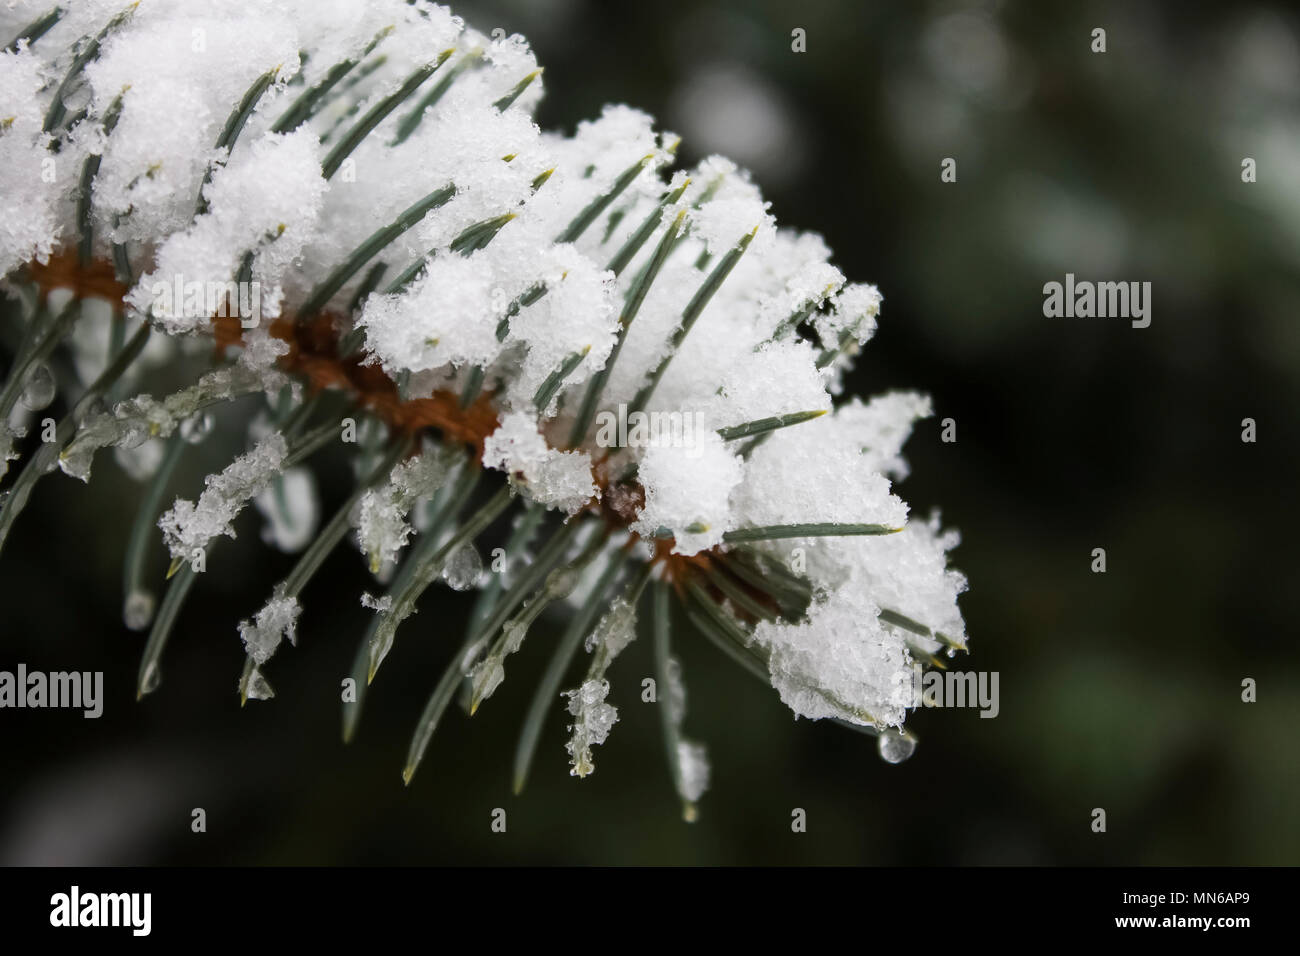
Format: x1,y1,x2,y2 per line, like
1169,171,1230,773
0,0,968,736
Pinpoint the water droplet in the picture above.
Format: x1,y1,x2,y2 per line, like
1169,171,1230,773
113,439,162,480
877,731,917,764
545,568,577,600
180,410,214,444
945,647,957,659
372,558,396,586
19,363,55,411
441,543,482,591
124,590,155,631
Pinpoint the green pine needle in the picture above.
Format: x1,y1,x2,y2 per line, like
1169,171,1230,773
41,2,137,134
366,478,510,685
0,296,80,423
533,346,591,410
76,94,123,265
322,51,452,177
878,608,968,652
628,227,756,417
196,66,279,217
467,527,607,715
296,183,456,319
684,579,881,725
605,178,691,277
492,69,541,112
391,47,480,146
280,439,410,600
556,154,655,244
568,208,687,446
271,26,393,134
343,464,475,742
448,212,516,256
137,557,199,699
0,318,151,559
651,581,697,821
717,409,827,442
6,5,63,53
512,547,627,794
454,518,584,676
721,522,903,543
698,561,777,621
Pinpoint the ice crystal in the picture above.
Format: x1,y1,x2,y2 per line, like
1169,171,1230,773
238,590,302,666
564,596,638,777
355,444,456,572
158,433,288,562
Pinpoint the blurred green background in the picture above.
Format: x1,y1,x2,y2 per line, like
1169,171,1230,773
2,0,1297,864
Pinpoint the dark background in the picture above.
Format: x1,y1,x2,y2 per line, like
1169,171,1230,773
1,0,1297,864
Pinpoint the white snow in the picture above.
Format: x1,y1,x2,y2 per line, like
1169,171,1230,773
158,432,288,561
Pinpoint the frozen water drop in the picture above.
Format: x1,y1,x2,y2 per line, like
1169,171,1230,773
244,666,275,701
256,468,319,552
139,661,162,696
441,543,482,591
19,363,55,411
113,438,163,480
373,557,396,585
180,410,214,444
124,589,156,631
471,660,505,704
501,620,527,653
118,422,149,450
877,731,917,764
36,449,61,475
